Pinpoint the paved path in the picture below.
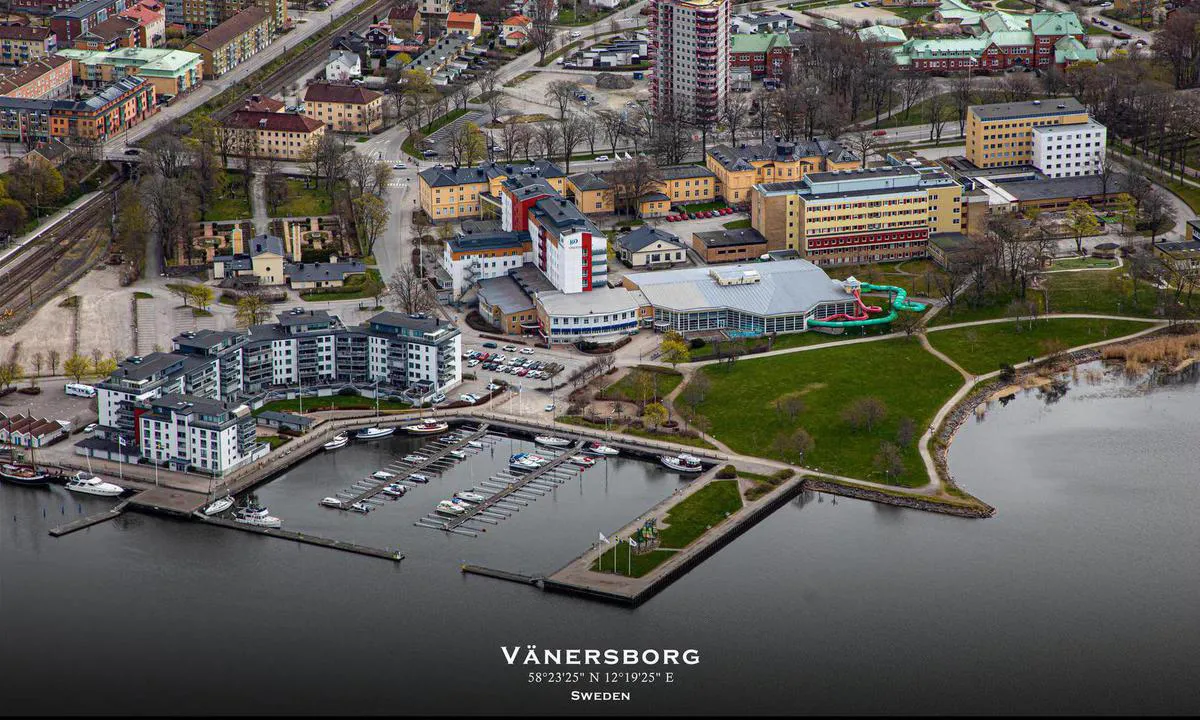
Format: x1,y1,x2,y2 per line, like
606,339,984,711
250,172,268,236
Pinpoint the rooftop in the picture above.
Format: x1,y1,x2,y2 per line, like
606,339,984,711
57,46,203,73
970,97,1086,122
729,33,791,53
693,228,768,249
248,234,284,257
447,230,528,255
284,261,366,283
627,259,850,318
304,81,382,104
529,196,603,238
567,171,611,191
708,139,857,171
535,286,648,317
477,275,534,316
419,159,564,188
224,110,324,133
189,7,269,51
616,225,682,253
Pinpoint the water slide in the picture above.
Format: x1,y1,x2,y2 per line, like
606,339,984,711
807,277,927,329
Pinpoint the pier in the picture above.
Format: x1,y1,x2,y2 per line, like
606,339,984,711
194,515,404,562
461,564,543,586
427,439,586,533
48,501,128,537
335,424,490,508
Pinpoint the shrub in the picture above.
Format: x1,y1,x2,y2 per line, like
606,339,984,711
716,464,737,479
337,387,359,396
998,363,1016,382
772,468,795,481
689,338,706,350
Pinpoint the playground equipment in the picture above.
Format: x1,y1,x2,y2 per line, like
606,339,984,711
807,277,927,329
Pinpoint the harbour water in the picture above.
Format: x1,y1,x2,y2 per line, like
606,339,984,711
3,364,1199,714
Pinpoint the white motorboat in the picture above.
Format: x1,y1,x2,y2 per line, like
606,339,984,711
347,502,371,514
408,473,429,484
534,435,571,448
405,417,449,435
448,449,467,459
64,471,124,497
202,495,234,516
661,453,704,473
355,426,395,440
435,500,467,516
568,455,597,468
403,454,428,463
323,433,349,451
467,440,484,448
454,491,486,504
525,454,550,466
320,497,344,508
509,453,542,471
584,442,619,456
371,470,396,480
238,503,271,518
381,485,406,498
233,508,282,528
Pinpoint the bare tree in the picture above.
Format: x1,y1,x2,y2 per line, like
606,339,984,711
386,267,435,314
844,130,881,168
547,80,581,119
608,156,663,217
950,73,975,136
528,0,558,63
558,118,586,172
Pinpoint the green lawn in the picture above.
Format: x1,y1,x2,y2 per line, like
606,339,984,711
133,291,153,299
299,269,382,302
558,415,718,450
929,290,1044,327
271,179,334,217
688,325,894,362
262,435,292,450
1049,257,1118,270
1086,24,1112,36
203,193,252,221
994,0,1030,9
401,108,469,157
254,395,411,414
678,200,728,213
722,218,751,230
693,337,963,486
926,318,1155,375
588,480,742,577
884,6,933,23
600,367,684,403
1042,271,1200,318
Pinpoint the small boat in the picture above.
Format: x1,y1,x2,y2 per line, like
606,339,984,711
509,453,542,471
454,491,486,504
661,453,704,473
238,503,271,518
583,442,619,456
65,472,124,497
435,500,467,516
347,501,371,514
403,454,428,463
381,485,406,498
233,507,282,528
405,417,449,435
534,435,571,448
202,495,234,516
467,440,484,448
525,454,550,466
355,426,395,440
320,497,344,508
0,463,50,486
371,470,396,480
448,449,467,459
568,455,596,468
323,433,349,451
407,473,429,484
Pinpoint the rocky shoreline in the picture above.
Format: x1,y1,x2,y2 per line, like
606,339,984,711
803,479,994,519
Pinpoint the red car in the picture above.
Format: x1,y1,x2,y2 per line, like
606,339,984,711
721,207,732,215
872,129,887,137
703,210,714,218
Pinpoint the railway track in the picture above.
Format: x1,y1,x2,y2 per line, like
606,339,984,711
0,184,117,329
211,0,394,122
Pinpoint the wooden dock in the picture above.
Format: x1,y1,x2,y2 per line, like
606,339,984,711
48,501,128,537
461,564,543,586
124,486,209,516
338,424,489,508
194,515,404,562
440,439,584,532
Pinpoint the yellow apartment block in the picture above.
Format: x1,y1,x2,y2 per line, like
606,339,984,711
966,97,1090,168
706,138,860,204
418,161,566,221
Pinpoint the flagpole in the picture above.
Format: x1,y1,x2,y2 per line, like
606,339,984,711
627,539,630,576
598,532,602,571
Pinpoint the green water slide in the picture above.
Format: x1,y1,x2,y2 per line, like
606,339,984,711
807,282,927,328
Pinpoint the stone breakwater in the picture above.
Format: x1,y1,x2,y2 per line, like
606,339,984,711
803,479,994,519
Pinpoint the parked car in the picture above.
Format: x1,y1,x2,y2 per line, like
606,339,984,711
468,359,480,367
595,155,610,162
570,30,582,38
487,383,502,391
517,369,528,377
84,423,98,433
503,344,517,351
872,129,887,137
422,149,438,157
545,403,556,412
482,341,498,348
393,162,407,169
520,347,534,355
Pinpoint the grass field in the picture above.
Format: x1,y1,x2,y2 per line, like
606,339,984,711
254,395,411,414
687,324,896,361
694,338,962,486
1043,271,1200,318
1048,257,1118,270
401,108,469,157
929,290,1045,327
722,218,751,230
599,367,683,404
995,0,1031,9
926,318,1155,375
203,193,252,221
885,5,932,22
678,200,729,213
271,179,334,217
588,480,742,577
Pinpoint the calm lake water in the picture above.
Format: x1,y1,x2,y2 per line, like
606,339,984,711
3,364,1199,715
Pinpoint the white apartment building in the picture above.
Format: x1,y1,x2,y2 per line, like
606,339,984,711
649,0,730,124
1032,119,1107,179
527,196,608,294
138,394,263,475
440,230,531,299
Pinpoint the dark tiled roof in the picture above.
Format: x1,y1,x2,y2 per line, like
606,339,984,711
970,97,1085,121
567,171,610,191
419,159,564,188
248,234,284,257
224,110,324,132
616,225,682,253
693,228,768,248
447,230,528,254
657,165,716,181
708,138,857,171
190,8,269,52
0,56,70,95
304,81,382,104
285,261,366,283
0,24,53,41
